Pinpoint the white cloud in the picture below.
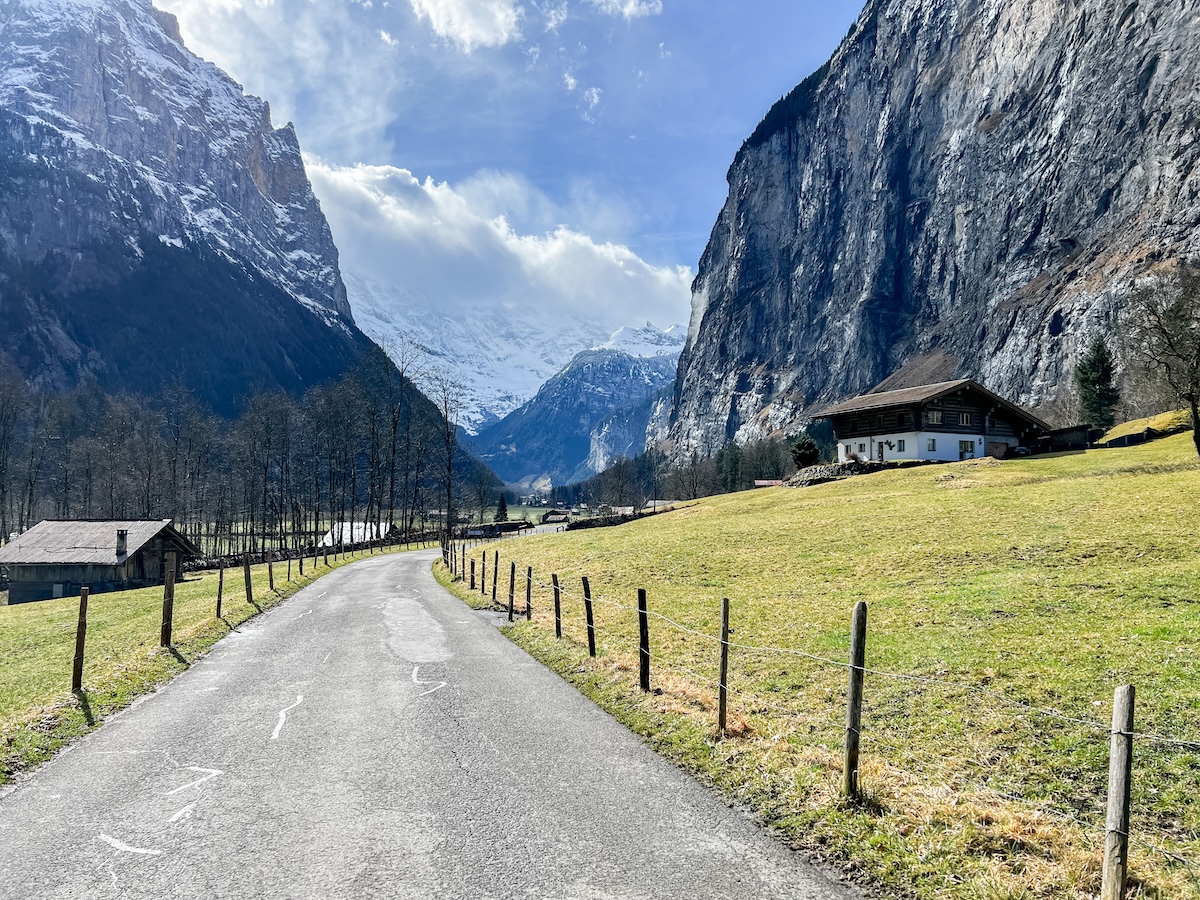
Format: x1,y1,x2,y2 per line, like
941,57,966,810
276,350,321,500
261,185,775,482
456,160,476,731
587,0,662,20
542,0,568,31
407,0,523,51
562,71,577,90
306,159,691,328
379,30,399,45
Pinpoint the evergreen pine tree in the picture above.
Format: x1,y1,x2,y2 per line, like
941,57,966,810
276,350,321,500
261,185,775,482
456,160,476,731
1075,334,1120,429
494,494,509,523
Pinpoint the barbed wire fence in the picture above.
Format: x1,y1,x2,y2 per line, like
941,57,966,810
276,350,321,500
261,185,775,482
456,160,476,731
443,540,1200,897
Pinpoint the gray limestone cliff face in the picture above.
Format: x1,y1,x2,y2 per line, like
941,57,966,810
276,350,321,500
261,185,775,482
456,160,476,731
670,0,1200,459
0,0,350,320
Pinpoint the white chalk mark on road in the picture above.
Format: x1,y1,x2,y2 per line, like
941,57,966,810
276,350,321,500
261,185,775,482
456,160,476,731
293,610,312,621
412,666,447,697
98,834,162,855
322,652,331,665
164,767,222,796
169,802,196,823
272,695,304,740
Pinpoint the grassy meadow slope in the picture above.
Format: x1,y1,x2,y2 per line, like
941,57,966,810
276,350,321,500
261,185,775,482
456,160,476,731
448,434,1200,899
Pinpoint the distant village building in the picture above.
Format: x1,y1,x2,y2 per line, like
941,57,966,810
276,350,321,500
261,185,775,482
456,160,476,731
0,519,199,604
541,510,570,525
318,522,389,547
817,379,1049,464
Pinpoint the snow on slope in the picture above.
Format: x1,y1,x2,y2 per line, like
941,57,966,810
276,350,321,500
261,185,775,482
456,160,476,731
0,0,350,320
346,270,683,433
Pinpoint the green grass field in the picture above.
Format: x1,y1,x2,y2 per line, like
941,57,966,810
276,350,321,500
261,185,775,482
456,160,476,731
0,543,431,784
445,434,1200,899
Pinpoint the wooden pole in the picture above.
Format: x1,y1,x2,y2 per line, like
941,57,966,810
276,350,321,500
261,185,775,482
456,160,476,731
1101,684,1136,900
71,586,89,693
160,551,177,647
843,601,868,799
216,562,225,619
508,561,516,622
287,556,292,581
582,576,596,658
480,552,486,595
491,550,499,604
637,587,650,692
525,566,532,620
299,553,304,577
552,573,562,639
267,549,275,592
243,551,253,606
470,558,476,590
718,597,731,735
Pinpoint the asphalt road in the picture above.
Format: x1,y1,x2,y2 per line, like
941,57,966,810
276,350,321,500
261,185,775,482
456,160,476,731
0,550,862,899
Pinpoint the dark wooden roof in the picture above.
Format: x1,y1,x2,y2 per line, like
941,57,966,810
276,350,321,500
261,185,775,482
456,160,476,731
0,519,199,565
817,379,1050,430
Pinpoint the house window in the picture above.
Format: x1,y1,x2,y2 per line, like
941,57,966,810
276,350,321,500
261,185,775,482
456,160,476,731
959,440,975,459
960,412,972,426
845,444,852,457
927,438,937,452
927,410,943,425
858,443,866,453
897,439,906,452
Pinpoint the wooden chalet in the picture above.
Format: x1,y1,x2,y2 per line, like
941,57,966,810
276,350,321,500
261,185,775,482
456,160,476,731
0,519,199,604
817,379,1049,464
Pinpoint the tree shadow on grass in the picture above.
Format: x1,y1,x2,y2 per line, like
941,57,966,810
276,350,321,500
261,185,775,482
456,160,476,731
71,690,95,727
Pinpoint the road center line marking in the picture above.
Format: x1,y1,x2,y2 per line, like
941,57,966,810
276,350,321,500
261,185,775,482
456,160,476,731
98,834,162,855
163,767,222,796
271,695,304,740
412,666,447,697
169,802,197,823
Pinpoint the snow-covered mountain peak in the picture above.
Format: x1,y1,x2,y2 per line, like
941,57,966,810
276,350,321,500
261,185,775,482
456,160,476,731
595,322,686,358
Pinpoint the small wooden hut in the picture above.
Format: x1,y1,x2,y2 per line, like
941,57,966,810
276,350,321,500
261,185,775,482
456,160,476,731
0,519,199,604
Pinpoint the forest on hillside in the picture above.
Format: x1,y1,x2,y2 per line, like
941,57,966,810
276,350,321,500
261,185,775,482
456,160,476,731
0,346,498,556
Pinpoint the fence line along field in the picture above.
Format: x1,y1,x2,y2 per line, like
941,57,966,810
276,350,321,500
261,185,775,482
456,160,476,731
0,539,432,784
442,432,1200,900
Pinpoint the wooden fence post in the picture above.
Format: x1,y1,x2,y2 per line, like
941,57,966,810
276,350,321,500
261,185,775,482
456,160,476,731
160,551,177,647
843,601,868,799
216,561,225,619
299,554,304,577
287,556,292,581
552,574,562,639
637,588,650,692
582,576,596,658
491,551,499,603
1101,684,1136,900
267,549,275,592
470,558,476,590
243,551,253,606
480,553,486,595
525,567,533,620
508,561,516,622
718,597,731,734
71,586,89,693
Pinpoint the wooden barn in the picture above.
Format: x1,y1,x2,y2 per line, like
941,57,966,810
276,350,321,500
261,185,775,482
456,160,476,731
0,519,199,604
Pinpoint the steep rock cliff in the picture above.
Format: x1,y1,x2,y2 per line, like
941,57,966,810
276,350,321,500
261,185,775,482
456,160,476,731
671,0,1200,458
0,0,366,411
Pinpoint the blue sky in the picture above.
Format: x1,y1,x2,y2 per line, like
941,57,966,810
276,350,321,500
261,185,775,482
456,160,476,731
160,0,863,329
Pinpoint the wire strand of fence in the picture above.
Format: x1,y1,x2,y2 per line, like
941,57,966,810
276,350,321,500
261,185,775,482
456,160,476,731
1130,833,1200,872
493,559,1200,748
